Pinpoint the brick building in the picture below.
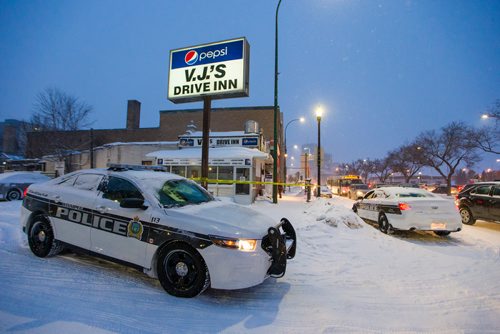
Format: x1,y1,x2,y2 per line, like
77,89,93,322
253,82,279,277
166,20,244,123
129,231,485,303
25,100,285,179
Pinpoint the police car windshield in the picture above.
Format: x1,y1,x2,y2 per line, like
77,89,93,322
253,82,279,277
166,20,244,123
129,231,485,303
158,179,213,208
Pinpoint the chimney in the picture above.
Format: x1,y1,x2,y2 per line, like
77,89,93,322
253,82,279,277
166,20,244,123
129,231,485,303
126,100,141,129
3,121,19,154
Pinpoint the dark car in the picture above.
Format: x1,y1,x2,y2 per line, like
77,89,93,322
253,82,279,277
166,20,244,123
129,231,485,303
456,182,500,225
0,172,51,201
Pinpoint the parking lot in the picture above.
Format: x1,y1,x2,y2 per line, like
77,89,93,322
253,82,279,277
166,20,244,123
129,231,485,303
1,193,499,333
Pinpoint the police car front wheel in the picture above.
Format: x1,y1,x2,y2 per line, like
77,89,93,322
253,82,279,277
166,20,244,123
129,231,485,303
28,215,63,258
157,242,210,298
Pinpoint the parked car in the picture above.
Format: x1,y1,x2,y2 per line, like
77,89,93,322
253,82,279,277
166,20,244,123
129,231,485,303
21,165,296,298
0,172,50,201
432,185,458,196
456,181,500,225
319,185,333,198
348,184,369,200
352,187,462,236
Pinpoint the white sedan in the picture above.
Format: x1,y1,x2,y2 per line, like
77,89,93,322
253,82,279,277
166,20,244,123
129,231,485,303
352,187,462,236
20,165,296,298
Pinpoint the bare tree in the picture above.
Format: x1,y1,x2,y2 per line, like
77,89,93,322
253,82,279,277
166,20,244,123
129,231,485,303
25,88,94,173
470,99,500,155
387,144,425,183
372,156,392,183
31,87,93,131
415,122,481,195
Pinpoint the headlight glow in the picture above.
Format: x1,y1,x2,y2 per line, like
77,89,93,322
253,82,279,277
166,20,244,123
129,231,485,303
210,236,257,252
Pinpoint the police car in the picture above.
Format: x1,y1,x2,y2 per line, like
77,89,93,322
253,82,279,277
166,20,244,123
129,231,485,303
21,165,296,298
352,187,462,236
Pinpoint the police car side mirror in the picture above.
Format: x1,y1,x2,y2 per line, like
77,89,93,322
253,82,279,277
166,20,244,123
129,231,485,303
120,198,147,210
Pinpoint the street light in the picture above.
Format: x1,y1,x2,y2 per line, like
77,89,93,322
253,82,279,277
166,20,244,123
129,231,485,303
284,117,305,183
272,0,283,204
315,106,323,197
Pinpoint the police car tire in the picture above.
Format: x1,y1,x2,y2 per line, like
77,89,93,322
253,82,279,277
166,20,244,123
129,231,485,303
6,189,21,201
28,215,63,258
157,242,210,298
378,214,390,234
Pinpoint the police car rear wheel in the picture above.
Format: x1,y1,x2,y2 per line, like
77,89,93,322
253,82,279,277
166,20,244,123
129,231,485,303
157,243,210,298
28,216,63,258
378,214,392,234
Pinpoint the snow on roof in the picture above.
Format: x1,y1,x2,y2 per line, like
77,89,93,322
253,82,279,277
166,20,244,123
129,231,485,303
179,131,251,137
102,141,178,147
147,147,270,160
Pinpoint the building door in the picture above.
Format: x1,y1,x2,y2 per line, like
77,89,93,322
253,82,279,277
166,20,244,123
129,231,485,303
235,168,250,195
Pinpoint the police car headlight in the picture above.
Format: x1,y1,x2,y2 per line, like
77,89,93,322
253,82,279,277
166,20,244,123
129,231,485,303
210,236,257,252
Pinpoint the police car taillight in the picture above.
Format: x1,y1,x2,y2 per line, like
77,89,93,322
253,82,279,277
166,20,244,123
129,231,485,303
398,202,411,211
23,187,29,198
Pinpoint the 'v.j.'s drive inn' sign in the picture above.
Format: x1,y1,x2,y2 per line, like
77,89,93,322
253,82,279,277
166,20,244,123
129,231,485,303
168,37,250,103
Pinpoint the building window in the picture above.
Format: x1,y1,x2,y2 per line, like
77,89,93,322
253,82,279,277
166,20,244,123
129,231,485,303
208,166,217,180
187,166,201,179
171,166,186,177
218,166,234,180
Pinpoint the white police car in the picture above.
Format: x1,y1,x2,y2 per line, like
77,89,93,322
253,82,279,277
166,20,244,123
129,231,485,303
20,165,296,298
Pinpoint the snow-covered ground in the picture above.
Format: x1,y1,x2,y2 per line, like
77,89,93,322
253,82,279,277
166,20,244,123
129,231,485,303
1,190,500,333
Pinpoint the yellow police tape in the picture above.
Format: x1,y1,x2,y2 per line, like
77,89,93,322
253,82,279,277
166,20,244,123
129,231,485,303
188,177,310,188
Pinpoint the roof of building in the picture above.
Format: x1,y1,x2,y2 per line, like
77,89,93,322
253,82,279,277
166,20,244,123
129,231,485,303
147,147,270,160
159,106,277,114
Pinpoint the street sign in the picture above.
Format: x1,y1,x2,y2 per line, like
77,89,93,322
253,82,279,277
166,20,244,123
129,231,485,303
168,37,250,103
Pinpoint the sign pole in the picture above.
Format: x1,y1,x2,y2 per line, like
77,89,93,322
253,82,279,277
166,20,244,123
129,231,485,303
201,96,212,189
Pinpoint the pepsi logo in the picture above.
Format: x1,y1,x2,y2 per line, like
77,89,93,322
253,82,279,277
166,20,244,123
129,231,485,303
185,50,198,66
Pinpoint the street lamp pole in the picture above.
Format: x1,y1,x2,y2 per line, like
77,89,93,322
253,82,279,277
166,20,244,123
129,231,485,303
273,0,282,204
316,107,323,197
284,117,304,184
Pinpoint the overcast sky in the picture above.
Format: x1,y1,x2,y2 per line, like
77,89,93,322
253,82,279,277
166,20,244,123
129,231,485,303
0,0,499,171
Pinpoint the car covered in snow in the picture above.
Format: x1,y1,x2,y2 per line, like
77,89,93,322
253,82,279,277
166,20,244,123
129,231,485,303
352,187,462,236
0,171,51,201
20,165,296,298
319,185,333,198
347,183,370,200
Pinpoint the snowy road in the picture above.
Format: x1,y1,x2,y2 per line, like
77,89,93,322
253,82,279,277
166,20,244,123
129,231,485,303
1,193,500,333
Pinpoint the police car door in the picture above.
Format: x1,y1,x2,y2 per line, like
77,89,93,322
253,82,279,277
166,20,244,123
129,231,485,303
50,173,103,250
357,190,375,220
91,175,150,267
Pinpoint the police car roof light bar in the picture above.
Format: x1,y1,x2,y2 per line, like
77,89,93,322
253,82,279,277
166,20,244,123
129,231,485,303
107,163,168,172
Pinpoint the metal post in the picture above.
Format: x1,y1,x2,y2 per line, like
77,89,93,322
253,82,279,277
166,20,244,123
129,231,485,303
317,116,321,197
201,96,212,189
283,118,300,190
304,152,308,179
273,0,282,204
90,128,94,169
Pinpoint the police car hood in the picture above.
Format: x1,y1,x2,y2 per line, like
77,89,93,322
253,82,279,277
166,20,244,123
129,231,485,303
164,200,276,239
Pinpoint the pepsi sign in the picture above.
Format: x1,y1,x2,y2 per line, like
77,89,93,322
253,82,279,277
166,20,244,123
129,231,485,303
168,37,249,103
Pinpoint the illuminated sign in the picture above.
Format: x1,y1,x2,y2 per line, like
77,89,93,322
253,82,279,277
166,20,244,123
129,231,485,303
178,135,259,148
168,37,250,103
